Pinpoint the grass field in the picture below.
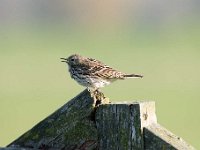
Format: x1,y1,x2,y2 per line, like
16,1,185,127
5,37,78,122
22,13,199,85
0,23,200,148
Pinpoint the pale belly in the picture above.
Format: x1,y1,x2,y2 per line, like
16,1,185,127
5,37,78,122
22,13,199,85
89,78,111,88
69,67,112,89
72,74,111,89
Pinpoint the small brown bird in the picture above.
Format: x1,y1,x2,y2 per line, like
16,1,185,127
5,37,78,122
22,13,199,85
61,54,143,92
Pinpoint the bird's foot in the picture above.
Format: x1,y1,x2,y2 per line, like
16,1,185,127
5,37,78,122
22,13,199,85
94,89,104,101
87,88,109,106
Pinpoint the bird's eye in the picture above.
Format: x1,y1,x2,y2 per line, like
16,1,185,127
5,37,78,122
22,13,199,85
71,58,75,61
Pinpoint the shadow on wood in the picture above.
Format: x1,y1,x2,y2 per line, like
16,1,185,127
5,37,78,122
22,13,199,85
4,90,195,150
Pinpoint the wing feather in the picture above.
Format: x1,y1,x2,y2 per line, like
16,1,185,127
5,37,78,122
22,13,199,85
77,57,126,79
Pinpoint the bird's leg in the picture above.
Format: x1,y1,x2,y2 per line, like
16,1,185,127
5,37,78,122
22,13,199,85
87,88,105,106
94,89,104,99
93,89,105,106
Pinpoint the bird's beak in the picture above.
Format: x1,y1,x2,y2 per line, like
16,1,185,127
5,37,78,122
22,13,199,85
60,58,68,63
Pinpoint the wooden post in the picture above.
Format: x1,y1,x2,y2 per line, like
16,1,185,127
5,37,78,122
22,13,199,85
3,90,195,150
95,102,157,150
144,124,195,150
7,90,109,150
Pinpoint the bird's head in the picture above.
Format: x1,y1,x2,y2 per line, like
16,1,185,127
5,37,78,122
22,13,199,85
61,54,83,66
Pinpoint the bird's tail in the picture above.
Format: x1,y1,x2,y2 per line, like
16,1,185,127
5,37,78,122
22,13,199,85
123,74,143,78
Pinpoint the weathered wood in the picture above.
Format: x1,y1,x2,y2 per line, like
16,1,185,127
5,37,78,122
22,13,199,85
144,124,195,150
6,90,195,150
95,101,157,150
0,148,36,150
8,89,109,150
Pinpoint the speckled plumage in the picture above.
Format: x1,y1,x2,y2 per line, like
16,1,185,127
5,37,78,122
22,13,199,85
61,54,143,91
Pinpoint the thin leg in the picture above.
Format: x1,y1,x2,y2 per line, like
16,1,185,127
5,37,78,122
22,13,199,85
87,88,105,106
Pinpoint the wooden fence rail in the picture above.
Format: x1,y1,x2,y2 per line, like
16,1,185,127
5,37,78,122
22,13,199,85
1,90,195,150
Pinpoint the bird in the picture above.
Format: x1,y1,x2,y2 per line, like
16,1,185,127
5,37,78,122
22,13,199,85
61,54,143,92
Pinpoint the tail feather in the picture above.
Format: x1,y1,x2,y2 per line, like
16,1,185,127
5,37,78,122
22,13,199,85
123,74,143,78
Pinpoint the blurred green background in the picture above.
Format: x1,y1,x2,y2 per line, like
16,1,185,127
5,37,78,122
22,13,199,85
0,0,200,148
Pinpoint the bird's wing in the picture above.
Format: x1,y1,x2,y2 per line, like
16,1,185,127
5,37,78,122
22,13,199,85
86,58,125,79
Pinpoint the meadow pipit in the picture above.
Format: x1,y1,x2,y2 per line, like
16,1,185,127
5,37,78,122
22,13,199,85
61,54,143,92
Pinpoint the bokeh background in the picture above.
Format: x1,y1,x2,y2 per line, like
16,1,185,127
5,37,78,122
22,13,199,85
0,0,200,148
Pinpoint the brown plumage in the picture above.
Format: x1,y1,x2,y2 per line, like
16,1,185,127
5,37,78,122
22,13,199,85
61,54,143,91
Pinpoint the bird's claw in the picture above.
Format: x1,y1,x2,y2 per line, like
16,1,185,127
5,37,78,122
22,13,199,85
88,89,105,106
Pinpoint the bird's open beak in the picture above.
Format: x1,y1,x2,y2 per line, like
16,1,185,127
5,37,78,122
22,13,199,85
60,58,68,63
